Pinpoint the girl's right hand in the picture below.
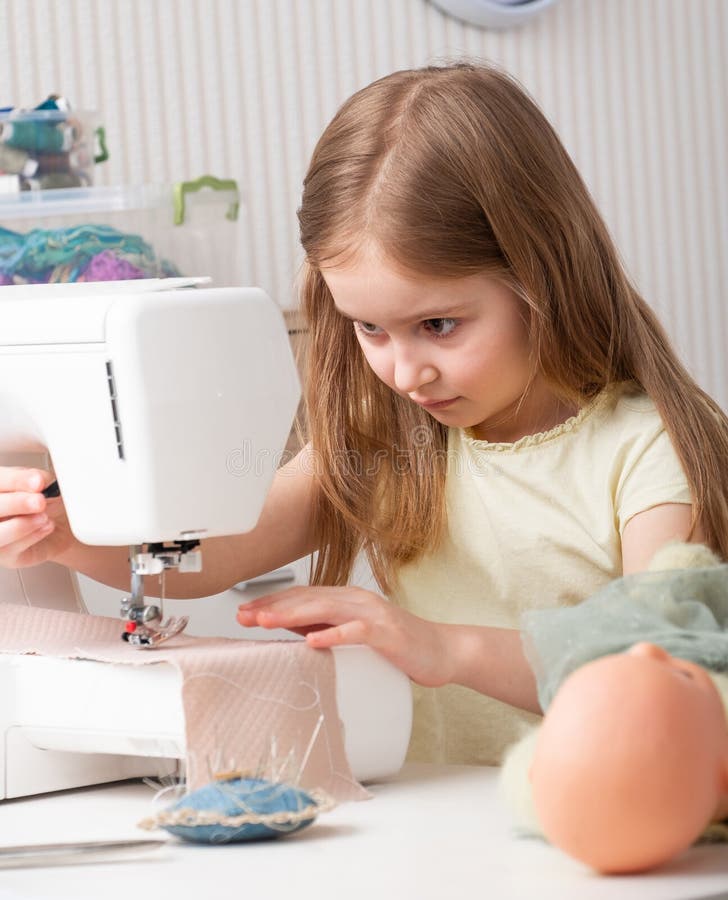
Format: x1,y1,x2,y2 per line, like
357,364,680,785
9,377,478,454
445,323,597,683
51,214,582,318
0,467,75,568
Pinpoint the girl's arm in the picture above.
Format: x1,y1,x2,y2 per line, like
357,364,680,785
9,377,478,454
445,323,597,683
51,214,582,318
442,623,540,713
237,585,542,713
236,501,708,715
55,445,319,599
621,502,705,575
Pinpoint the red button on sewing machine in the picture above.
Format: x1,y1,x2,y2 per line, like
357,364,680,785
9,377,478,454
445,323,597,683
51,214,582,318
125,621,137,633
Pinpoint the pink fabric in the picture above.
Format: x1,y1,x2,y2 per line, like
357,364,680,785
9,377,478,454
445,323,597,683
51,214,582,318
0,605,368,801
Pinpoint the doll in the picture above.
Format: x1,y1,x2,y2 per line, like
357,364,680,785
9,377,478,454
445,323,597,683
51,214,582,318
527,641,728,872
500,542,728,874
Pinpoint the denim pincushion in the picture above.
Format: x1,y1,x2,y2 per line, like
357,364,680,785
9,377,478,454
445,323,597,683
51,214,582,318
139,776,334,844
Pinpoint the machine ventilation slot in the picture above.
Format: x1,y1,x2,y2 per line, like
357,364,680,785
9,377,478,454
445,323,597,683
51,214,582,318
105,361,125,460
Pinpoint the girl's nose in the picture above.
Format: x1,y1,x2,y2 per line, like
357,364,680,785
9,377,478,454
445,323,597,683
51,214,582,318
392,349,438,394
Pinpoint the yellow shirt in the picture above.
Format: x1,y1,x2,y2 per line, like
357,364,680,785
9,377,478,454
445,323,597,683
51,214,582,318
390,385,693,765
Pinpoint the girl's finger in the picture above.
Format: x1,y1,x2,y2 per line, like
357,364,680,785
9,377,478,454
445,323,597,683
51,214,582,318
284,624,332,637
238,590,304,612
0,491,47,521
237,588,347,619
239,586,339,611
239,586,377,614
240,598,347,630
0,513,51,548
0,521,55,566
0,467,50,493
305,621,370,649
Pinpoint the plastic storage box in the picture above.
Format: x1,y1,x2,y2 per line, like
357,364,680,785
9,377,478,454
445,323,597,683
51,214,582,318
0,176,243,287
0,107,104,190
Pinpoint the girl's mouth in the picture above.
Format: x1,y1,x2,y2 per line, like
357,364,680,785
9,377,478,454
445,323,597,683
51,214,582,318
416,397,459,410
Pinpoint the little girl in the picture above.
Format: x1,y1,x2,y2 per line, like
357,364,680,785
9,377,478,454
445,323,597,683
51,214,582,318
2,64,727,766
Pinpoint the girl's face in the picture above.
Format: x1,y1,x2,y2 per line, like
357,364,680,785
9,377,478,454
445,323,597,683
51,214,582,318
321,247,568,442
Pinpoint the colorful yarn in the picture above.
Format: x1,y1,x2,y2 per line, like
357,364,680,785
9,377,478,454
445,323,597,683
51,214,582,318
80,249,147,281
0,223,181,284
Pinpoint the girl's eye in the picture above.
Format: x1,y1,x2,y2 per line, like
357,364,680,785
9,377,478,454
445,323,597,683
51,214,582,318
424,318,458,338
355,321,384,337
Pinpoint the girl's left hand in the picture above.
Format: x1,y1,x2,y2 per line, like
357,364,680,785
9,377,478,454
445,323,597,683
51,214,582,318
236,586,453,688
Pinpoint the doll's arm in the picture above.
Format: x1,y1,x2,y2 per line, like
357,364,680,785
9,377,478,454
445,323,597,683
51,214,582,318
498,726,543,836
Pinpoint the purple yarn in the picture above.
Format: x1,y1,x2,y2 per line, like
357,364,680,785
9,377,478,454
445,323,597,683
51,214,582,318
80,250,148,282
0,273,13,286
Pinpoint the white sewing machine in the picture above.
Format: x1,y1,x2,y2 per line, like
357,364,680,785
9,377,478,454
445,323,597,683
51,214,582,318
0,279,412,800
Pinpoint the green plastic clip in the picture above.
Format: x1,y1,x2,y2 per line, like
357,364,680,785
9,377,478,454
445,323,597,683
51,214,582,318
94,126,109,164
173,175,240,226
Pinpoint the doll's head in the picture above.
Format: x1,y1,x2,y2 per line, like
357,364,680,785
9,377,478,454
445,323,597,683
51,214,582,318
530,642,728,874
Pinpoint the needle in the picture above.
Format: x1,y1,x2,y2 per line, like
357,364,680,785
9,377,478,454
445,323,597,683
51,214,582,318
0,838,166,869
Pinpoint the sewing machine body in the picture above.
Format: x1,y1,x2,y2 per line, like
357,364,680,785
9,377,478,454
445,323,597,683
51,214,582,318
0,563,412,799
0,637,412,800
0,281,412,798
0,279,299,544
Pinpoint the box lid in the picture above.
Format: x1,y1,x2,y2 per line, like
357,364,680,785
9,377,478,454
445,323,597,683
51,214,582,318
0,184,238,222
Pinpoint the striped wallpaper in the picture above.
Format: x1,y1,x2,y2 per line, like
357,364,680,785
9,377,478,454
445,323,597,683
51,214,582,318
0,0,726,407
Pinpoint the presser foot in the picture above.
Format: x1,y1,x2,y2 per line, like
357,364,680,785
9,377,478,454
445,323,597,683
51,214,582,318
121,615,190,648
122,542,199,648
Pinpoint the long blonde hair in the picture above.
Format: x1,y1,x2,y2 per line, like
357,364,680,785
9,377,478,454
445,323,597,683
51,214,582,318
297,63,728,589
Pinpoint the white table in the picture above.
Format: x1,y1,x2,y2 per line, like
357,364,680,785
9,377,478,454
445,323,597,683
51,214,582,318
0,763,726,900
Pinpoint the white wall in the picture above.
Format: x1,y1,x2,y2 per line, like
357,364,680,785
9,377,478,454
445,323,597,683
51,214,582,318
1,0,725,407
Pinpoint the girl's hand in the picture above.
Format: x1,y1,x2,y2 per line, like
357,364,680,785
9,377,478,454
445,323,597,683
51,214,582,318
0,467,75,568
236,586,455,688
